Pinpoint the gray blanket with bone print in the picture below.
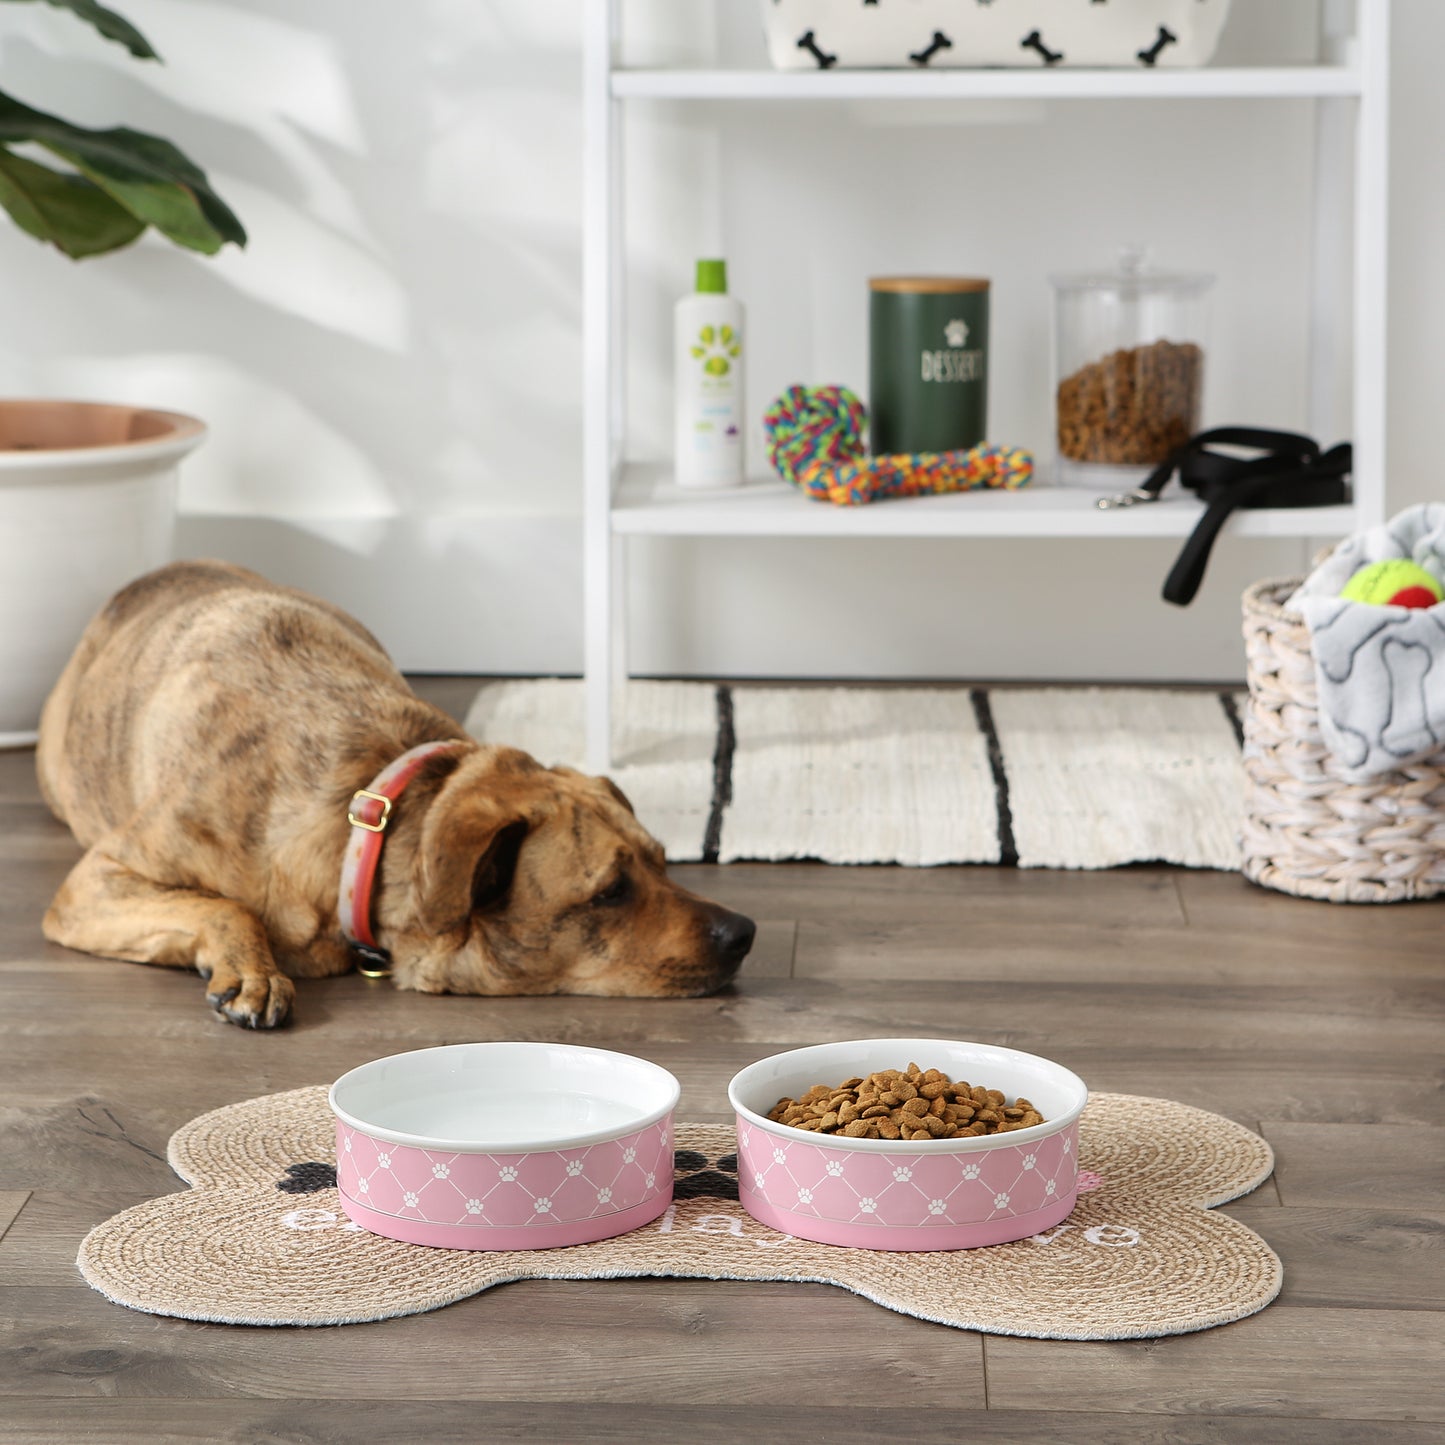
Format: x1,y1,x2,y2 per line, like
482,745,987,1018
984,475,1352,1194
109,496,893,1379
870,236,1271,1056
1290,503,1445,780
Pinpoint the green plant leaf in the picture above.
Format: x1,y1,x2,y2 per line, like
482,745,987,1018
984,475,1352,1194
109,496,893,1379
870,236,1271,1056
0,145,144,255
0,89,245,252
0,0,158,60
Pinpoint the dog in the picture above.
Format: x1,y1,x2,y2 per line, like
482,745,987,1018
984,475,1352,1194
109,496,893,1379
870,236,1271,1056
36,561,755,1028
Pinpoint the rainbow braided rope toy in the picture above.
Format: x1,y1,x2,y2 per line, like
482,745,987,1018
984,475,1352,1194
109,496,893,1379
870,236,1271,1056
762,383,1033,506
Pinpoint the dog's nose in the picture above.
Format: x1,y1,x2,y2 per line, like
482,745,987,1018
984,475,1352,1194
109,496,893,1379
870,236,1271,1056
710,910,757,963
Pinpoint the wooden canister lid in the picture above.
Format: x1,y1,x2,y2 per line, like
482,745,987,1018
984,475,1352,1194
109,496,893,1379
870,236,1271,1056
869,276,990,294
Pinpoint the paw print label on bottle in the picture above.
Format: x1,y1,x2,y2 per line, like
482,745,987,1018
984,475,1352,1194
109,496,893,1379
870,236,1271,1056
675,258,745,488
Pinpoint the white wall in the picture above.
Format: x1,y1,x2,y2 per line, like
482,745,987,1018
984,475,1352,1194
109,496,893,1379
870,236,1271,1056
1,1,1438,680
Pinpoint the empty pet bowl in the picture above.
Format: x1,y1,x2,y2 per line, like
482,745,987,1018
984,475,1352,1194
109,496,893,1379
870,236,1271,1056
330,1042,679,1249
729,1038,1088,1250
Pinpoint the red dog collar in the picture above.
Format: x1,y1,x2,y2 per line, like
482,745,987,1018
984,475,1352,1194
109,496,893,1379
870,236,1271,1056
339,740,460,973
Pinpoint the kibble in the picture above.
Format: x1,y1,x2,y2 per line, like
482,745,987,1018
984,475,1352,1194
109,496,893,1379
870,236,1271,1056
1057,338,1203,466
767,1062,1046,1141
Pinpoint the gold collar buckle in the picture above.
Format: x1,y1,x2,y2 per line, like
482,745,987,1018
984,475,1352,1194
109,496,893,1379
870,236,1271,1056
347,788,393,833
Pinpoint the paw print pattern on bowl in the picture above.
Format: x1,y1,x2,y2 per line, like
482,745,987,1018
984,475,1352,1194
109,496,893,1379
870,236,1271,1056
738,1123,1079,1244
333,1117,675,1242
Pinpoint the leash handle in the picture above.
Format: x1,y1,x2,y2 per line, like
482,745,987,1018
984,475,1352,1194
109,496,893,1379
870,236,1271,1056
1161,473,1276,605
1161,438,1352,606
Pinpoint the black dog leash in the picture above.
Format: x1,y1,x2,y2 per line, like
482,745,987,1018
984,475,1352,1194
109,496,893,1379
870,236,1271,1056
1098,427,1352,605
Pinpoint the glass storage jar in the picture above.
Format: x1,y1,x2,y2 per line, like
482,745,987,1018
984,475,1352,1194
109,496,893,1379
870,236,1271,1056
1050,249,1213,489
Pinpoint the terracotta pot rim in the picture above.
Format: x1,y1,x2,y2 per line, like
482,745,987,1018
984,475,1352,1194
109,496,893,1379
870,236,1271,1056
0,399,206,470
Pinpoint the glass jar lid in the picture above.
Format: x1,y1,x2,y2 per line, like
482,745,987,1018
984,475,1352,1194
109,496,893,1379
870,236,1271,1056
1050,246,1213,296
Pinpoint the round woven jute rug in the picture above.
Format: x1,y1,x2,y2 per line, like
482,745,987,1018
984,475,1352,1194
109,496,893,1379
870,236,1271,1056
77,1088,1280,1341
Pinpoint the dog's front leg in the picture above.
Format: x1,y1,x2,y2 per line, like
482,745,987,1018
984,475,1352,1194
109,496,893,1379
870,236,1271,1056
43,846,295,1029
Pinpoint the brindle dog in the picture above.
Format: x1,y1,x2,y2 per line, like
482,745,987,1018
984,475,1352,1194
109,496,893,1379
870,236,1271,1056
36,561,755,1028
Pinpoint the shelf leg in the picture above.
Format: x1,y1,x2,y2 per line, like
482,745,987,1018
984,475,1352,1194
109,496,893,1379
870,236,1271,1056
610,533,629,759
1308,94,1352,446
584,519,613,774
583,0,618,773
1351,0,1391,528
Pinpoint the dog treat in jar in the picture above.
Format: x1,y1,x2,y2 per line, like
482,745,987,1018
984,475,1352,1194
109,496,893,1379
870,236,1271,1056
1051,248,1212,489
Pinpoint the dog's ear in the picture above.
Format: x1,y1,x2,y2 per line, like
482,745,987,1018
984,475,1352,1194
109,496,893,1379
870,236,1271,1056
549,764,636,817
470,820,528,912
414,793,530,934
598,777,635,816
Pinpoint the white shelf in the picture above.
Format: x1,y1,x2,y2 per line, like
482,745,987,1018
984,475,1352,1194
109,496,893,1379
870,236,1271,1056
583,2,1390,768
611,65,1362,102
612,464,1357,541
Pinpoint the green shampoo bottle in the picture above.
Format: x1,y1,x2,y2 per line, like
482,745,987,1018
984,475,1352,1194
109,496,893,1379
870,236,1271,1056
674,258,745,488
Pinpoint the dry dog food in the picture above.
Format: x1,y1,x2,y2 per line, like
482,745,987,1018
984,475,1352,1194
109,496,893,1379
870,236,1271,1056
1056,338,1203,466
767,1063,1045,1141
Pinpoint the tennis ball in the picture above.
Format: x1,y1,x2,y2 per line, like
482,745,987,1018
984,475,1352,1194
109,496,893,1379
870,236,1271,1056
1339,559,1444,608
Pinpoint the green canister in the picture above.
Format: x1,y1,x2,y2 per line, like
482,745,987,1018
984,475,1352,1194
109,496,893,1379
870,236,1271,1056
868,277,989,455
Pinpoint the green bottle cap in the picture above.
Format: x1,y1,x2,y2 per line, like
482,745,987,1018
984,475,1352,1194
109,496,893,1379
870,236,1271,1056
696,258,727,294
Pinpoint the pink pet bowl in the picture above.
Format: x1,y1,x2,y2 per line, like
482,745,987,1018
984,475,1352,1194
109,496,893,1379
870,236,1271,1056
729,1038,1088,1251
330,1042,679,1249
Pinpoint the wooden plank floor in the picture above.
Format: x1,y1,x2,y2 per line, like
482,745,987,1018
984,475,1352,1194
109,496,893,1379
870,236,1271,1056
3,679,1444,1443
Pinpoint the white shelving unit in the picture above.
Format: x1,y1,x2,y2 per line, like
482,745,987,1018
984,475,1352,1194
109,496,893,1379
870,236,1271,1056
582,1,1390,770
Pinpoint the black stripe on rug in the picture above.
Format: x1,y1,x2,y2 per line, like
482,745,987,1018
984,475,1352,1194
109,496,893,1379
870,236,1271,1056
1219,691,1245,749
702,685,736,864
969,689,1018,868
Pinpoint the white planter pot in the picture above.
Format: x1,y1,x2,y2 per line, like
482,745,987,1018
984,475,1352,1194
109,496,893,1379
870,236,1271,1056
0,401,204,745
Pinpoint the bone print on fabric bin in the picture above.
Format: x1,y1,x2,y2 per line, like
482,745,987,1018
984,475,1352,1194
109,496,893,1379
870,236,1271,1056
78,1088,1282,1339
760,1,1232,72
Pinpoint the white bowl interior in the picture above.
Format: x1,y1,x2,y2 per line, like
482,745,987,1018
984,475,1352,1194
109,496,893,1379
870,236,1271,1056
330,1042,680,1152
729,1038,1087,1149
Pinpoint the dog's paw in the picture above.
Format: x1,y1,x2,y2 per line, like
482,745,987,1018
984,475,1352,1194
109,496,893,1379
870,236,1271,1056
202,964,295,1029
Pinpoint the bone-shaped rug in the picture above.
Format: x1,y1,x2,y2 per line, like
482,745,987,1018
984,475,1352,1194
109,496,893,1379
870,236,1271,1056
77,1087,1281,1341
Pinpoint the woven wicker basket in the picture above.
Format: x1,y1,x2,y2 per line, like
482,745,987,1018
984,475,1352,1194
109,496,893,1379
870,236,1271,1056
1241,578,1445,903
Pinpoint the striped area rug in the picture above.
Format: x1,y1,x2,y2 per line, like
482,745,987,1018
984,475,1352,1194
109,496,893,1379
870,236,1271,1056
463,681,1245,871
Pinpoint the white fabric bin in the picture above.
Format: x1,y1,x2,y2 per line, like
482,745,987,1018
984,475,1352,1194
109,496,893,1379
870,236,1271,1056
762,0,1232,71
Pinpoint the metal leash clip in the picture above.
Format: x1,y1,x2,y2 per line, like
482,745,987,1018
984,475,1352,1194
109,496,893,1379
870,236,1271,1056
1096,488,1159,511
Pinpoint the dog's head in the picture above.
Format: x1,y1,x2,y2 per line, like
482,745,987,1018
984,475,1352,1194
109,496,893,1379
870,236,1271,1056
380,746,755,997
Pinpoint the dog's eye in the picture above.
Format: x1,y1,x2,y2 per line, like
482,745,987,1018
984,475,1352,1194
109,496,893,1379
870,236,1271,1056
591,876,631,907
